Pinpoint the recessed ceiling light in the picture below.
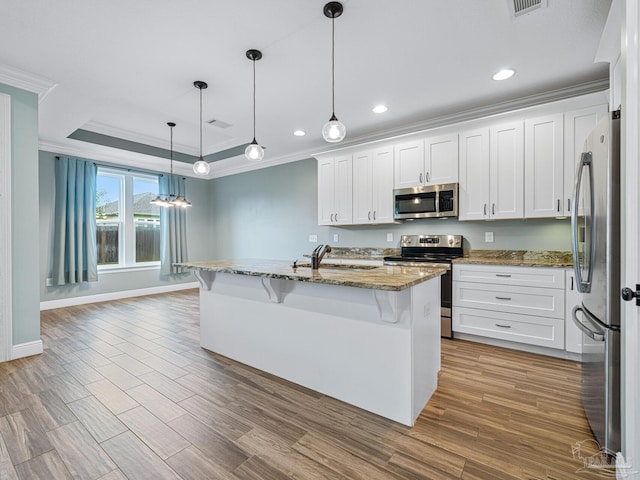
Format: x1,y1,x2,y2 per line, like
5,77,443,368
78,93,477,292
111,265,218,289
293,130,306,137
372,105,388,113
492,68,516,81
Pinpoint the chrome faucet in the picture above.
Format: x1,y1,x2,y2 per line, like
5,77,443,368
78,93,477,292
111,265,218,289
311,244,332,270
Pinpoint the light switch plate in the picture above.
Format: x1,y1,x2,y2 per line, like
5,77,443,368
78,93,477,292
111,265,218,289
309,234,318,243
485,232,494,243
386,233,393,242
333,234,339,242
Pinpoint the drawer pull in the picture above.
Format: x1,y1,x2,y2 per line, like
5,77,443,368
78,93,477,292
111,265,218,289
495,296,512,301
495,274,511,278
495,323,512,329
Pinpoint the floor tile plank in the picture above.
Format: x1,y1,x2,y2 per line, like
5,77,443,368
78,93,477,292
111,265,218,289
67,396,128,443
0,409,53,465
14,450,73,480
46,421,116,479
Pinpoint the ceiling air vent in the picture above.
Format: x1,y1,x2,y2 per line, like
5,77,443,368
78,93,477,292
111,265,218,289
509,0,546,18
207,118,232,129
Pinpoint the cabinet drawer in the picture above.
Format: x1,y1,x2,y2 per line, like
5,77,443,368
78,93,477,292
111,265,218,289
453,282,564,319
453,307,564,349
452,264,564,289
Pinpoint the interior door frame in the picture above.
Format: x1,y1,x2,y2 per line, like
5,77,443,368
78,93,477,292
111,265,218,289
0,92,12,362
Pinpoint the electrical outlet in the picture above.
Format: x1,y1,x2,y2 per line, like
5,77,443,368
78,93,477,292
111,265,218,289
45,278,53,287
485,232,494,243
333,234,339,242
386,233,394,242
309,234,318,243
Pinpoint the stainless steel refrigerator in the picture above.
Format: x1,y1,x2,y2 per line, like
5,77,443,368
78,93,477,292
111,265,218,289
571,110,621,454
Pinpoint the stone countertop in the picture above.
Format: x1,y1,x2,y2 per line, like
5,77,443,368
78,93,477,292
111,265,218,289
176,259,445,292
452,250,573,268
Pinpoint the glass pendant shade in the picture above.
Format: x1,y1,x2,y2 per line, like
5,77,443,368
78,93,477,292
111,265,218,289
192,159,210,175
245,139,264,162
151,122,192,208
322,115,346,143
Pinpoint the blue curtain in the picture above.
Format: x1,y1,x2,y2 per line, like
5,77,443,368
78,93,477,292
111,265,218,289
159,175,189,275
52,157,98,285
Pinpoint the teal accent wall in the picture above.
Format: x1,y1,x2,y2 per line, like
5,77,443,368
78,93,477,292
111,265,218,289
39,150,212,303
210,158,572,260
0,83,41,346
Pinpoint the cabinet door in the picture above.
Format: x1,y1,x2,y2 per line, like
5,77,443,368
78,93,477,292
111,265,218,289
333,154,353,224
425,133,458,185
458,128,490,220
524,114,564,218
371,146,394,223
393,140,424,189
563,105,608,216
352,150,373,224
317,157,336,225
490,121,524,219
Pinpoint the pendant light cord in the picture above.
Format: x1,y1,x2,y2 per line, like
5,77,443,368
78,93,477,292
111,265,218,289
199,87,203,159
331,15,335,116
169,124,173,197
252,58,257,141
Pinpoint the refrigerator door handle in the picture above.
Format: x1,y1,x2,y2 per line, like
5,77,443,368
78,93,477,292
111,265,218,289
572,305,605,342
571,151,595,293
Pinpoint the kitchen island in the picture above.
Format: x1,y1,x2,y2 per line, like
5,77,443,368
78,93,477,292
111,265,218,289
177,259,445,426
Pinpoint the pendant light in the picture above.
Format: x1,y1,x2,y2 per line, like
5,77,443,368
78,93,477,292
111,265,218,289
192,81,211,175
322,1,346,143
245,49,264,162
151,122,191,208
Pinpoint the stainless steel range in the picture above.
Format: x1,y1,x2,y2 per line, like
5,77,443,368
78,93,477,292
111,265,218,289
383,235,463,338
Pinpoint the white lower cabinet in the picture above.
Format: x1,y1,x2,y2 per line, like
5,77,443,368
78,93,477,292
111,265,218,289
453,264,565,349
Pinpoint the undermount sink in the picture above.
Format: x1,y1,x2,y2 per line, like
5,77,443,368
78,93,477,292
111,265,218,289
295,263,378,271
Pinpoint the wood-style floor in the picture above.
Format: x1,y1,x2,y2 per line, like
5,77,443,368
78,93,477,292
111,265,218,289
0,289,610,479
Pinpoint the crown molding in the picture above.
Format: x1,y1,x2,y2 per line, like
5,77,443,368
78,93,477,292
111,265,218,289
313,79,610,158
0,65,58,103
82,120,240,157
39,140,200,178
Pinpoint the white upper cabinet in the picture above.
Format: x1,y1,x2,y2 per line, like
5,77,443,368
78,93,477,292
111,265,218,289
425,134,458,185
317,154,352,225
459,122,523,220
394,134,458,189
563,104,608,216
458,128,490,220
524,114,564,218
353,146,395,224
490,121,524,220
393,140,424,189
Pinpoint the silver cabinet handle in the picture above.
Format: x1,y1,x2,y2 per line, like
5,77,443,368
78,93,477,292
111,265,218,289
495,324,512,329
330,213,334,222
571,275,574,290
483,204,487,215
492,203,495,215
495,274,511,278
373,211,376,220
419,172,423,183
368,211,371,221
426,172,430,183
495,296,512,301
567,198,571,212
557,199,560,212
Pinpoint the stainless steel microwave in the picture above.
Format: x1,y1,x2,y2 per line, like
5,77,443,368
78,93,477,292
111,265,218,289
393,183,459,220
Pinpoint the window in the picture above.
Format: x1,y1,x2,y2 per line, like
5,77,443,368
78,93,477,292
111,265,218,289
96,168,160,268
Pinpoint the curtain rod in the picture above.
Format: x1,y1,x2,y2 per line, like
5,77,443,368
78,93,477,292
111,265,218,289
54,156,187,179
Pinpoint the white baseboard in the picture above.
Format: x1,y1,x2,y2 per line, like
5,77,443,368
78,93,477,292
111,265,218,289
453,332,582,361
12,340,43,360
40,282,199,311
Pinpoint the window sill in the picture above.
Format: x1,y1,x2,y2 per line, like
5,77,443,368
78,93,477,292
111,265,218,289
98,263,161,274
